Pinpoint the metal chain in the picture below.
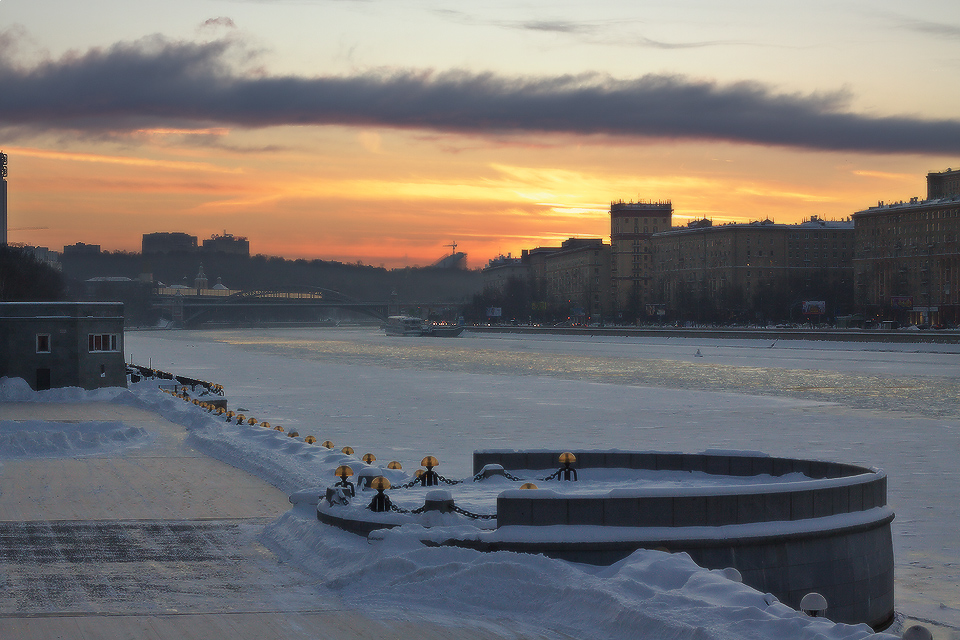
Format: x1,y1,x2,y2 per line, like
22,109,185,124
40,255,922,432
394,473,463,490
540,469,562,481
389,503,429,515
389,502,493,519
472,469,524,482
451,505,497,520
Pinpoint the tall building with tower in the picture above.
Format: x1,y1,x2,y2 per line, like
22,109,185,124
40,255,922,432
609,200,673,315
1,151,8,246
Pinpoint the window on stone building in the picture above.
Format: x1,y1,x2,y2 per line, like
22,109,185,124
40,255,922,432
36,334,51,353
88,334,119,352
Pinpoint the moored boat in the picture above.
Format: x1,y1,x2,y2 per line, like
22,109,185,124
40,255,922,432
422,322,464,337
383,316,426,336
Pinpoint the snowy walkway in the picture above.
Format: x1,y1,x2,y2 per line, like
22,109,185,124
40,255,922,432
0,402,556,640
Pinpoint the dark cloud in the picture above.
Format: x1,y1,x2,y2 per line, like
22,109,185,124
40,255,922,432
434,10,732,49
901,18,960,39
200,17,238,30
2,31,960,154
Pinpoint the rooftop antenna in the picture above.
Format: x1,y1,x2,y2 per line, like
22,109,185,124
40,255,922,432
444,241,457,255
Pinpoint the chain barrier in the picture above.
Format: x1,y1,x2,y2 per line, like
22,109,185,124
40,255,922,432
389,503,427,515
451,505,497,520
394,473,463,490
471,469,524,482
540,469,562,481
389,502,495,520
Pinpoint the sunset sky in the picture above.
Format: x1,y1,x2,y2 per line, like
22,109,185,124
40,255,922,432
2,0,960,267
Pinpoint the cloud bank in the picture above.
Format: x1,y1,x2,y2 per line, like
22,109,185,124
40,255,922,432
2,31,960,154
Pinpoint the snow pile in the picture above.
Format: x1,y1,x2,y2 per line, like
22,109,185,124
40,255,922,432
265,507,894,640
0,420,148,458
0,376,129,404
127,382,897,639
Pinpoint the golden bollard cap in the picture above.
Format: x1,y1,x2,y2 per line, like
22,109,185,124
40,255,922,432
362,453,376,464
235,414,245,422
335,465,354,478
341,446,354,455
274,425,285,432
287,431,299,437
370,476,391,492
414,469,425,478
559,452,577,465
226,411,235,418
261,421,271,429
304,436,317,444
520,483,539,490
387,461,402,470
421,455,439,468
322,440,334,449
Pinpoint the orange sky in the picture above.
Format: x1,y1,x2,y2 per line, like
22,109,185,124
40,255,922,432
5,128,949,268
3,2,959,268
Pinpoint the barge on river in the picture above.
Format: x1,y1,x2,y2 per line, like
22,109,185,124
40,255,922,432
383,316,463,337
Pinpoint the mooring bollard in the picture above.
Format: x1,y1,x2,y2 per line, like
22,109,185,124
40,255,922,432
368,476,392,512
422,489,454,513
902,625,933,640
420,456,440,486
552,452,578,481
356,467,381,491
334,465,356,497
799,592,827,617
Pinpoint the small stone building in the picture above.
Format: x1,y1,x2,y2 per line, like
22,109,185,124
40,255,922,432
0,302,127,390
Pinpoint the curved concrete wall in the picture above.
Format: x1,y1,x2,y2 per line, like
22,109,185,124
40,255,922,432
470,450,894,630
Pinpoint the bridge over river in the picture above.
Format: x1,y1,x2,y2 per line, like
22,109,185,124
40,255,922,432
151,286,464,328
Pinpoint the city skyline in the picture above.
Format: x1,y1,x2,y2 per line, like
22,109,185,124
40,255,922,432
2,0,960,267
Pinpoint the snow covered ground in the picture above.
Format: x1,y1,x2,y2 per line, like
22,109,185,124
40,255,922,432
4,327,959,639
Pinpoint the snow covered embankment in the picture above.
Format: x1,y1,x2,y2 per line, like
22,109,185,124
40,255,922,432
0,376,899,640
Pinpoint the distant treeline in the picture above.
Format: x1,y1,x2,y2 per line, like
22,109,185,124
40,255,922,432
60,250,482,303
0,246,66,301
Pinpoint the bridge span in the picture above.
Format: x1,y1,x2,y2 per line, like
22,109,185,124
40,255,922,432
151,286,464,328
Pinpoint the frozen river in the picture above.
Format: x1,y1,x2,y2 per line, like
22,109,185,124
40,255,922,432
126,327,960,632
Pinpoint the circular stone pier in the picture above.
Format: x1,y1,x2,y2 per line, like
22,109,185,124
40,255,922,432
317,449,894,630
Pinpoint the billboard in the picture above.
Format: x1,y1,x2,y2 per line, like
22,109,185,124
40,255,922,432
890,296,914,310
802,300,826,315
486,306,502,317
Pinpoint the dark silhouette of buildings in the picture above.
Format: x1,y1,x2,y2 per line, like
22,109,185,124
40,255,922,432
202,232,249,257
1,151,8,246
142,232,198,254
